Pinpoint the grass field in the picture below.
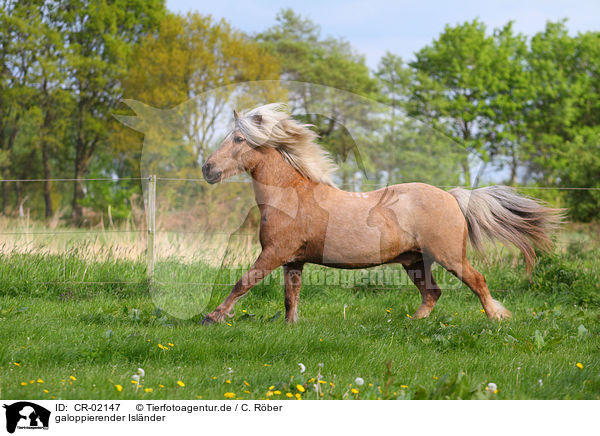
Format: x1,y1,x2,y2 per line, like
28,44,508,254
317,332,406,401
0,225,599,400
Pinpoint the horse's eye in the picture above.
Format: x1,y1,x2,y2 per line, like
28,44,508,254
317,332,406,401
234,136,244,143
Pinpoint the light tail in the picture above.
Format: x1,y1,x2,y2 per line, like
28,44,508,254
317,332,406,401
449,185,565,271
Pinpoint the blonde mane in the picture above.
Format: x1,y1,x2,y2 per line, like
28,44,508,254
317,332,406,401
235,103,338,186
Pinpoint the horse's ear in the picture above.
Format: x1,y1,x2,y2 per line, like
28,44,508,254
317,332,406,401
252,114,262,125
233,110,240,120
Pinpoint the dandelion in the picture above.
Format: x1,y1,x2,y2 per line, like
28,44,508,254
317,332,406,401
131,380,138,385
131,374,140,383
224,392,235,399
433,376,438,380
268,385,275,390
319,380,327,385
406,314,412,318
298,363,306,373
295,393,302,400
243,380,250,386
36,379,44,384
13,362,20,367
329,382,335,388
243,390,250,394
137,368,145,377
177,380,185,387
487,382,497,392
29,380,34,384
159,384,164,388
43,389,49,394
400,385,408,388
226,323,232,327
351,388,359,394
354,377,364,386
274,390,281,395
242,309,247,313
20,382,27,386
168,343,174,347
225,379,231,384
145,388,153,393
69,375,76,381
266,391,273,397
576,363,584,369
263,364,271,367
115,384,123,392
158,343,165,349
386,308,391,313
296,384,305,393
285,393,293,398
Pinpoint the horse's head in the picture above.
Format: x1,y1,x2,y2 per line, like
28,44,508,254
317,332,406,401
202,109,263,184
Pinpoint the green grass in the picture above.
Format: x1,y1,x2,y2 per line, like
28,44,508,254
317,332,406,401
0,238,599,400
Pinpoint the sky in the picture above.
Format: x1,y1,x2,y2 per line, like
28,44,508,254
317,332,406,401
166,0,600,69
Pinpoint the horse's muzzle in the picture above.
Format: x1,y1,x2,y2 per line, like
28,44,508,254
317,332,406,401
202,162,222,184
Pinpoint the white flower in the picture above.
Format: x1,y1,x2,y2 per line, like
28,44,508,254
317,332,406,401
318,362,324,368
355,377,364,386
137,368,145,377
298,363,306,373
131,374,140,382
538,379,543,387
312,384,319,392
228,367,234,374
487,382,497,392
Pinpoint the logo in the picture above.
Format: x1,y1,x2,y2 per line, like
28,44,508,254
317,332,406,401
3,402,50,434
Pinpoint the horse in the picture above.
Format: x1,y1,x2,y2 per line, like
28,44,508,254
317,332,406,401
200,103,562,324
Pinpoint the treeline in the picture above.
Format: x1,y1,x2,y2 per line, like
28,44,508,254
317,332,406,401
1,3,599,224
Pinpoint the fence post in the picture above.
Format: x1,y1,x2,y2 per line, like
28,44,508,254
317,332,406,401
147,174,157,283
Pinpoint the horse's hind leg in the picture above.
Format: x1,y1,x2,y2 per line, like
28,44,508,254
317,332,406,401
444,258,511,320
283,262,304,323
403,258,441,319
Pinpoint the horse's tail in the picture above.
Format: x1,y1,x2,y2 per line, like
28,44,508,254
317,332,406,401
449,185,565,271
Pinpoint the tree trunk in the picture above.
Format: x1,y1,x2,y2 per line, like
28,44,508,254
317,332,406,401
41,140,53,218
72,158,85,224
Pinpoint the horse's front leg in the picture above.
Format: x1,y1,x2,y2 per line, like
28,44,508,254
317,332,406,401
202,249,281,324
284,262,304,323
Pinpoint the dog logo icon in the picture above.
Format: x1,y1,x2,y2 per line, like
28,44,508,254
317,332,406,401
3,402,50,433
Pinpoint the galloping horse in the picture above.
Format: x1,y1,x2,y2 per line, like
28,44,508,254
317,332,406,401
201,104,562,324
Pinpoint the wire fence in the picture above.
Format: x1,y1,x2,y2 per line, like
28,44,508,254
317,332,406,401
0,176,598,292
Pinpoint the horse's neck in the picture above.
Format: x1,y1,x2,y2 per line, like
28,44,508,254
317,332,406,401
250,148,313,213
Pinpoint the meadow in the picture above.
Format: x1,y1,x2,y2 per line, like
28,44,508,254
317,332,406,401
0,223,599,400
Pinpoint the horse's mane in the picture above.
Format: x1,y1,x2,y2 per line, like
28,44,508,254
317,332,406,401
236,103,338,186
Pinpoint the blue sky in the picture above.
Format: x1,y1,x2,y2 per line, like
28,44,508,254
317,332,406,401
166,0,600,69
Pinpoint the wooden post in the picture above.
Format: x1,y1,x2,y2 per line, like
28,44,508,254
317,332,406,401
147,175,156,283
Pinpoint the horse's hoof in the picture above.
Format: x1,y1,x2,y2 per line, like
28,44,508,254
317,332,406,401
201,316,216,325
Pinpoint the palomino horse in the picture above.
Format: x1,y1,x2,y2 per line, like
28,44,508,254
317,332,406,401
201,104,562,324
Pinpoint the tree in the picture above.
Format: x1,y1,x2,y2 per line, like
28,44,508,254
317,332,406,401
410,20,527,186
59,0,165,223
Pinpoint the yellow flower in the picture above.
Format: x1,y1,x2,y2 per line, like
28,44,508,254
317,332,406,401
29,380,34,384
226,323,232,327
319,380,327,384
266,391,273,397
263,363,271,367
131,380,137,384
319,338,323,342
268,385,275,390
386,308,391,313
242,309,247,313
20,382,27,386
295,393,302,400
145,388,153,393
329,382,335,387
243,380,250,386
211,376,217,380
296,384,305,393
43,389,49,394
244,390,250,394
576,362,584,369
433,376,438,380
406,314,412,318
225,379,231,384
400,385,408,388
70,376,76,381
224,392,235,399
115,384,123,392
308,377,315,383
351,388,359,394
177,380,185,387
13,362,20,367
159,384,164,388
274,390,281,395
285,393,293,398
168,343,174,347
158,343,164,349
36,379,44,383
